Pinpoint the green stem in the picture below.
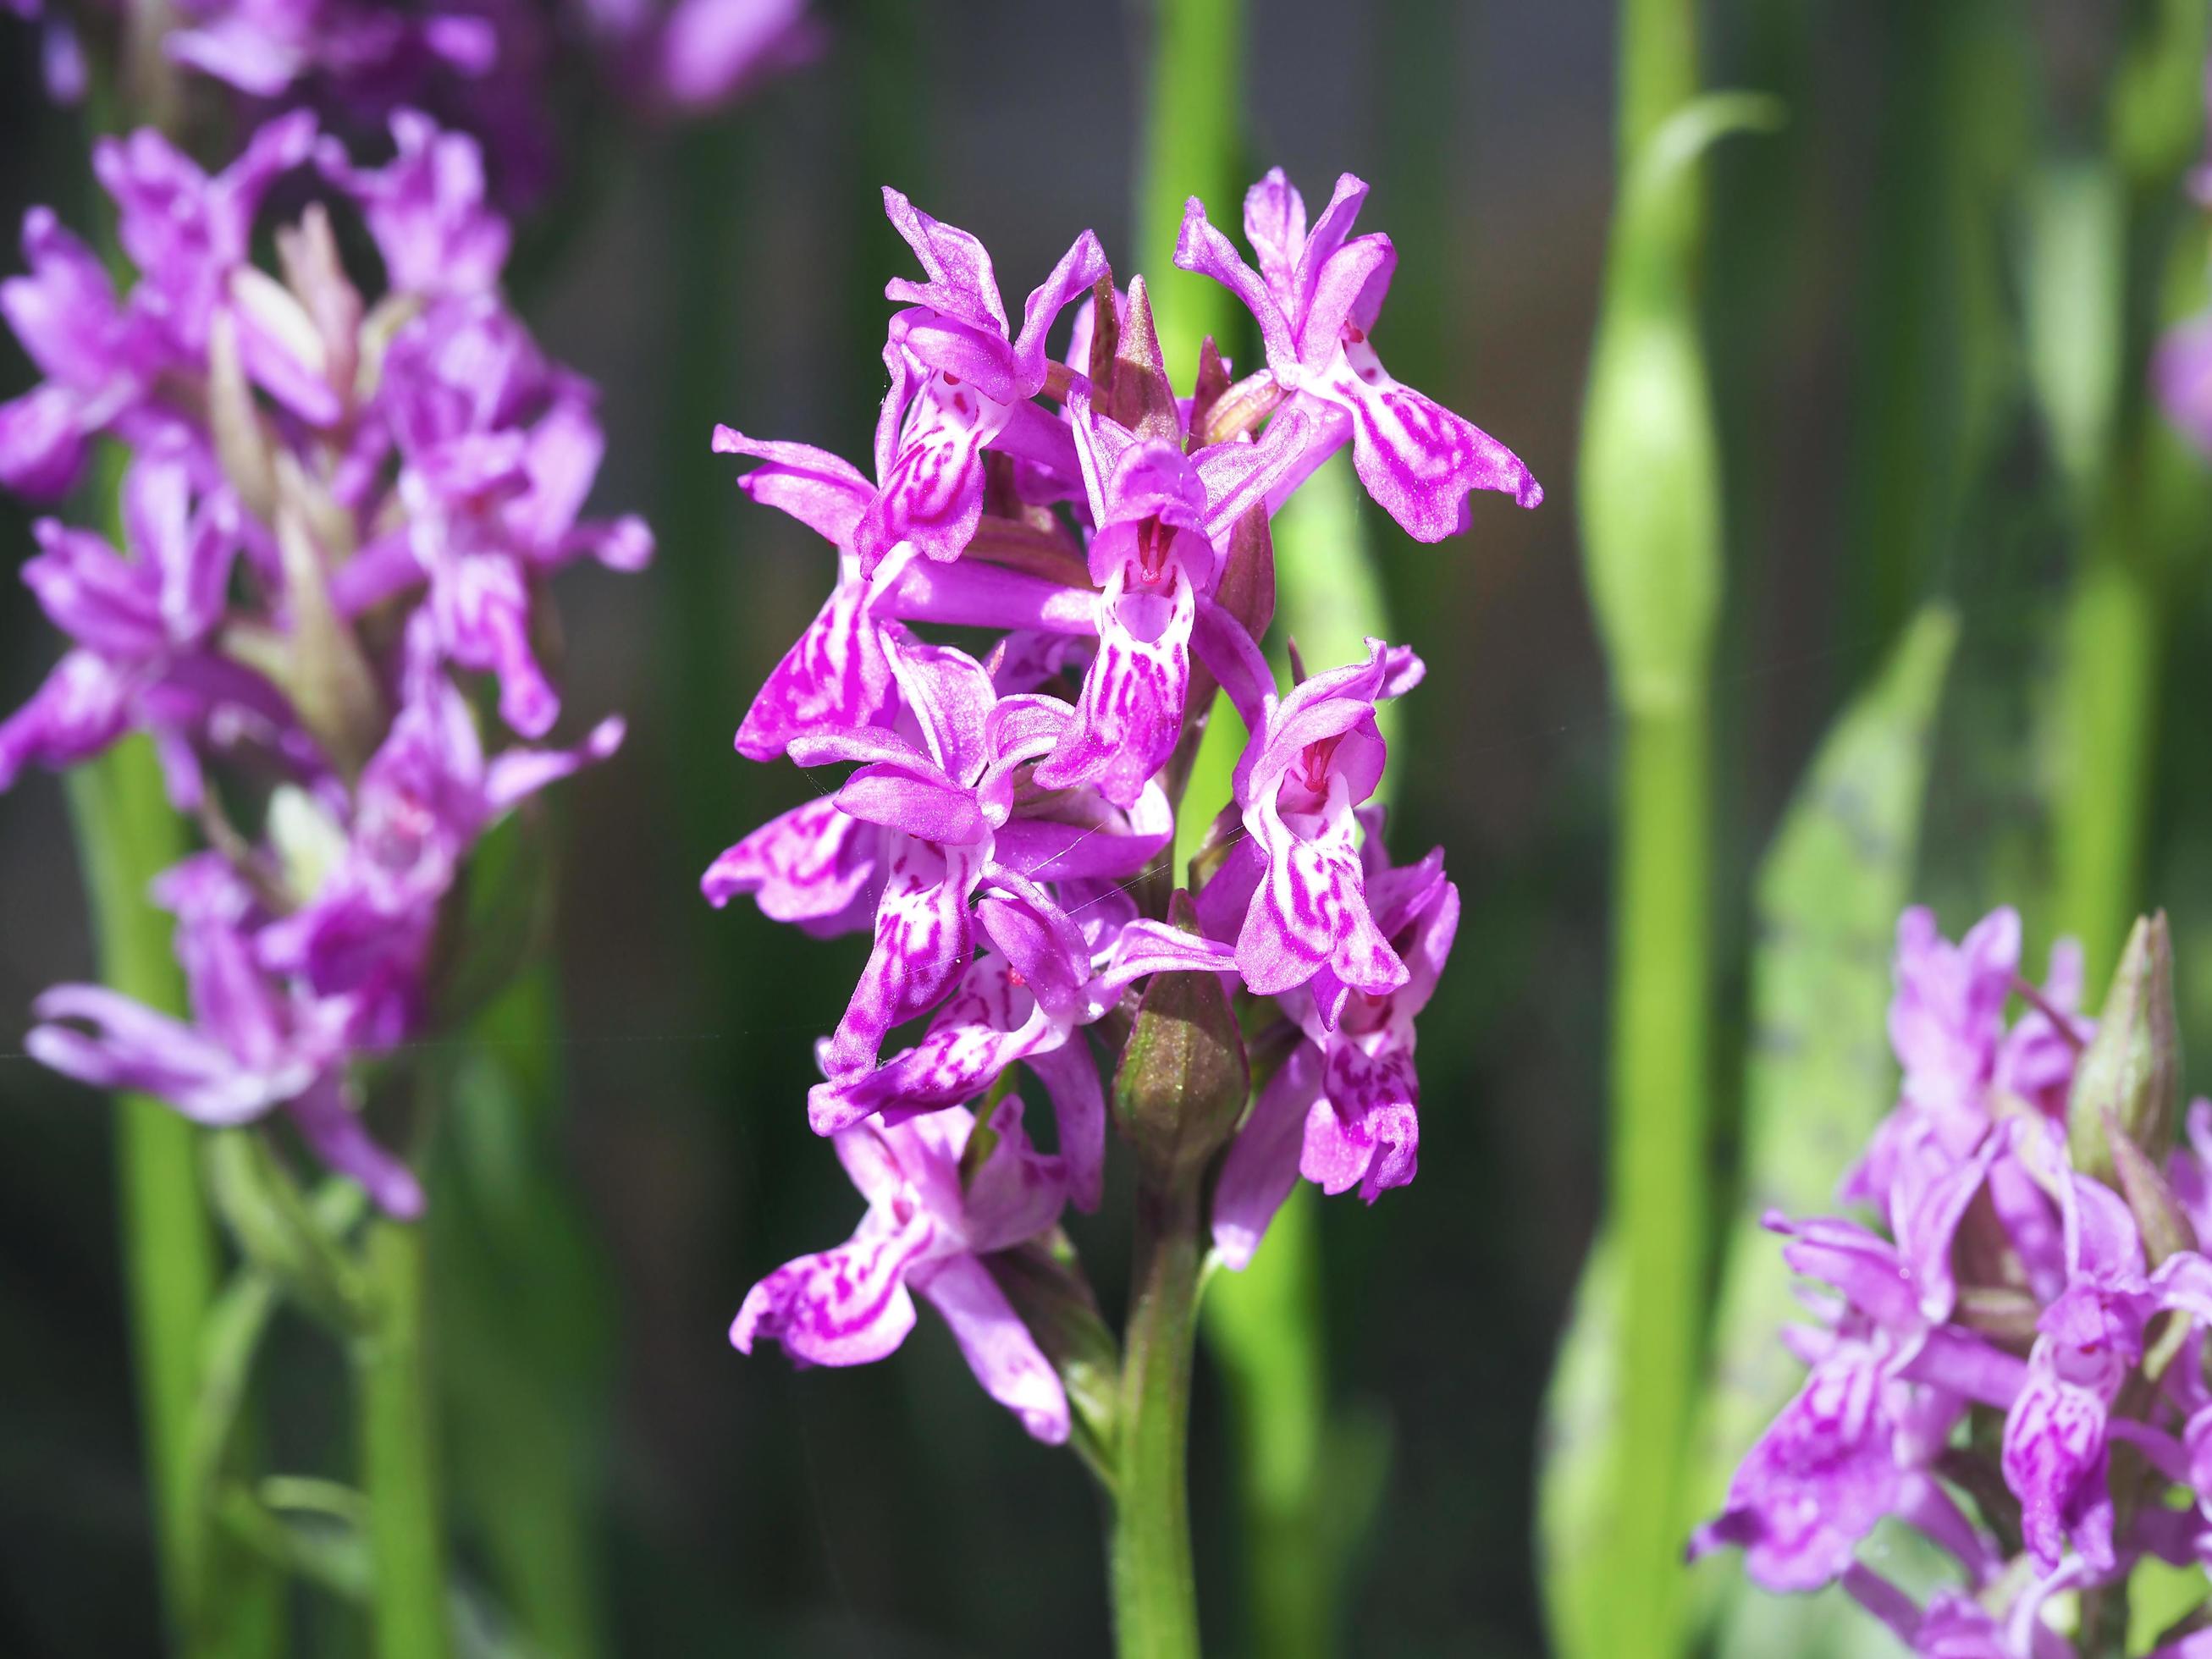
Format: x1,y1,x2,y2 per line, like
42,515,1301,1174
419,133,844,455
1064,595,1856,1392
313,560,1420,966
1608,697,1713,1658
2049,537,2160,986
359,1219,450,1659
1203,1186,1328,1659
1112,1175,1208,1659
1136,0,1246,383
67,740,239,1650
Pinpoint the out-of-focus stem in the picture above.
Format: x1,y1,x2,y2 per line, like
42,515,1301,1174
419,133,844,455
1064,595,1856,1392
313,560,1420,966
1608,696,1713,1655
1136,0,1245,384
2049,530,2160,986
359,1216,450,1659
1112,1173,1207,1659
1204,1186,1328,1659
66,741,224,1645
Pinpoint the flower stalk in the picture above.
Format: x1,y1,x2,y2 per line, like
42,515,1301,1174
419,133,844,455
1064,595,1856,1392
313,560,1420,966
358,1215,451,1659
1112,1171,1208,1659
66,738,228,1648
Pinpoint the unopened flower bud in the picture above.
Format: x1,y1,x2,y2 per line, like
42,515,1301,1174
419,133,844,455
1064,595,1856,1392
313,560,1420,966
2067,912,2182,1184
1112,890,1249,1185
1110,276,1181,443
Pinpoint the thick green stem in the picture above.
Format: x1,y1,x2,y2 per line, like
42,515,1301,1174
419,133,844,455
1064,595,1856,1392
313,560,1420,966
1112,1175,1207,1659
359,1220,450,1659
67,740,234,1648
1608,697,1713,1657
1136,0,1245,383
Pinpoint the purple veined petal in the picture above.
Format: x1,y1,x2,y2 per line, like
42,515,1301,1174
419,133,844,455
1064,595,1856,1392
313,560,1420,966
1241,168,1310,294
483,715,624,812
735,574,898,763
0,648,135,791
1099,918,1241,1004
987,394,1084,482
786,723,930,771
1893,1326,2027,1411
2002,1348,2114,1571
1005,1039,1103,1215
649,0,815,113
3,206,132,390
832,761,989,846
1295,229,1394,372
431,548,560,738
880,188,1009,341
551,513,655,574
1889,1127,2002,1325
287,1072,425,1218
974,881,1089,1008
1190,600,1274,732
808,945,1059,1137
1193,403,1316,543
886,632,996,786
892,310,1026,405
852,373,1006,571
0,381,91,499
887,555,1100,637
1032,546,1196,809
27,981,306,1124
1693,1339,1900,1594
961,1093,1072,1247
1773,1215,1923,1336
166,17,306,96
1007,228,1109,394
1213,1039,1325,1270
819,835,983,1081
731,1208,935,1366
23,519,165,657
713,425,876,546
1192,836,1263,946
910,1252,1070,1443
982,692,1073,771
831,1120,914,1210
505,393,607,556
1305,1035,1419,1201
703,796,883,934
1292,174,1374,309
995,791,1172,885
1323,356,1542,542
1173,196,1297,372
1238,827,1405,1002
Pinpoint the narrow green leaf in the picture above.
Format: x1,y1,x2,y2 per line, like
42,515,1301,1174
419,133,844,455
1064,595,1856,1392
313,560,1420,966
1690,605,1958,1648
204,1131,372,1335
1536,1234,1620,1659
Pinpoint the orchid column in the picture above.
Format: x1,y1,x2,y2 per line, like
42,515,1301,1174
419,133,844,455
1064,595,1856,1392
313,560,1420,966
710,177,1539,1651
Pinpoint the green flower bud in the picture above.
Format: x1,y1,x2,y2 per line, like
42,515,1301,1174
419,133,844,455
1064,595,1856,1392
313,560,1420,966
1112,891,1250,1186
2067,912,2182,1185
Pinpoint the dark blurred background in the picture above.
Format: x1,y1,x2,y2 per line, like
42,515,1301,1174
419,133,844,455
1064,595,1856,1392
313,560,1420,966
3,2,2204,1654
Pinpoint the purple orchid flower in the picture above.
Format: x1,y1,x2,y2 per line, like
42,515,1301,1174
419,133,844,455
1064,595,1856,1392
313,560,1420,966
1212,833,1458,1265
1195,639,1424,1013
1175,167,1542,540
0,207,168,499
852,191,1106,571
317,109,510,299
0,449,282,806
258,629,622,1046
731,1094,1072,1441
1028,385,1310,808
28,853,424,1217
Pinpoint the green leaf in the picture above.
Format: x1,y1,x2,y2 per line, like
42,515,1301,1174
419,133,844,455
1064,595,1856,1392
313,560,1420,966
1536,1234,1621,1659
1579,93,1780,715
1688,604,1958,1643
